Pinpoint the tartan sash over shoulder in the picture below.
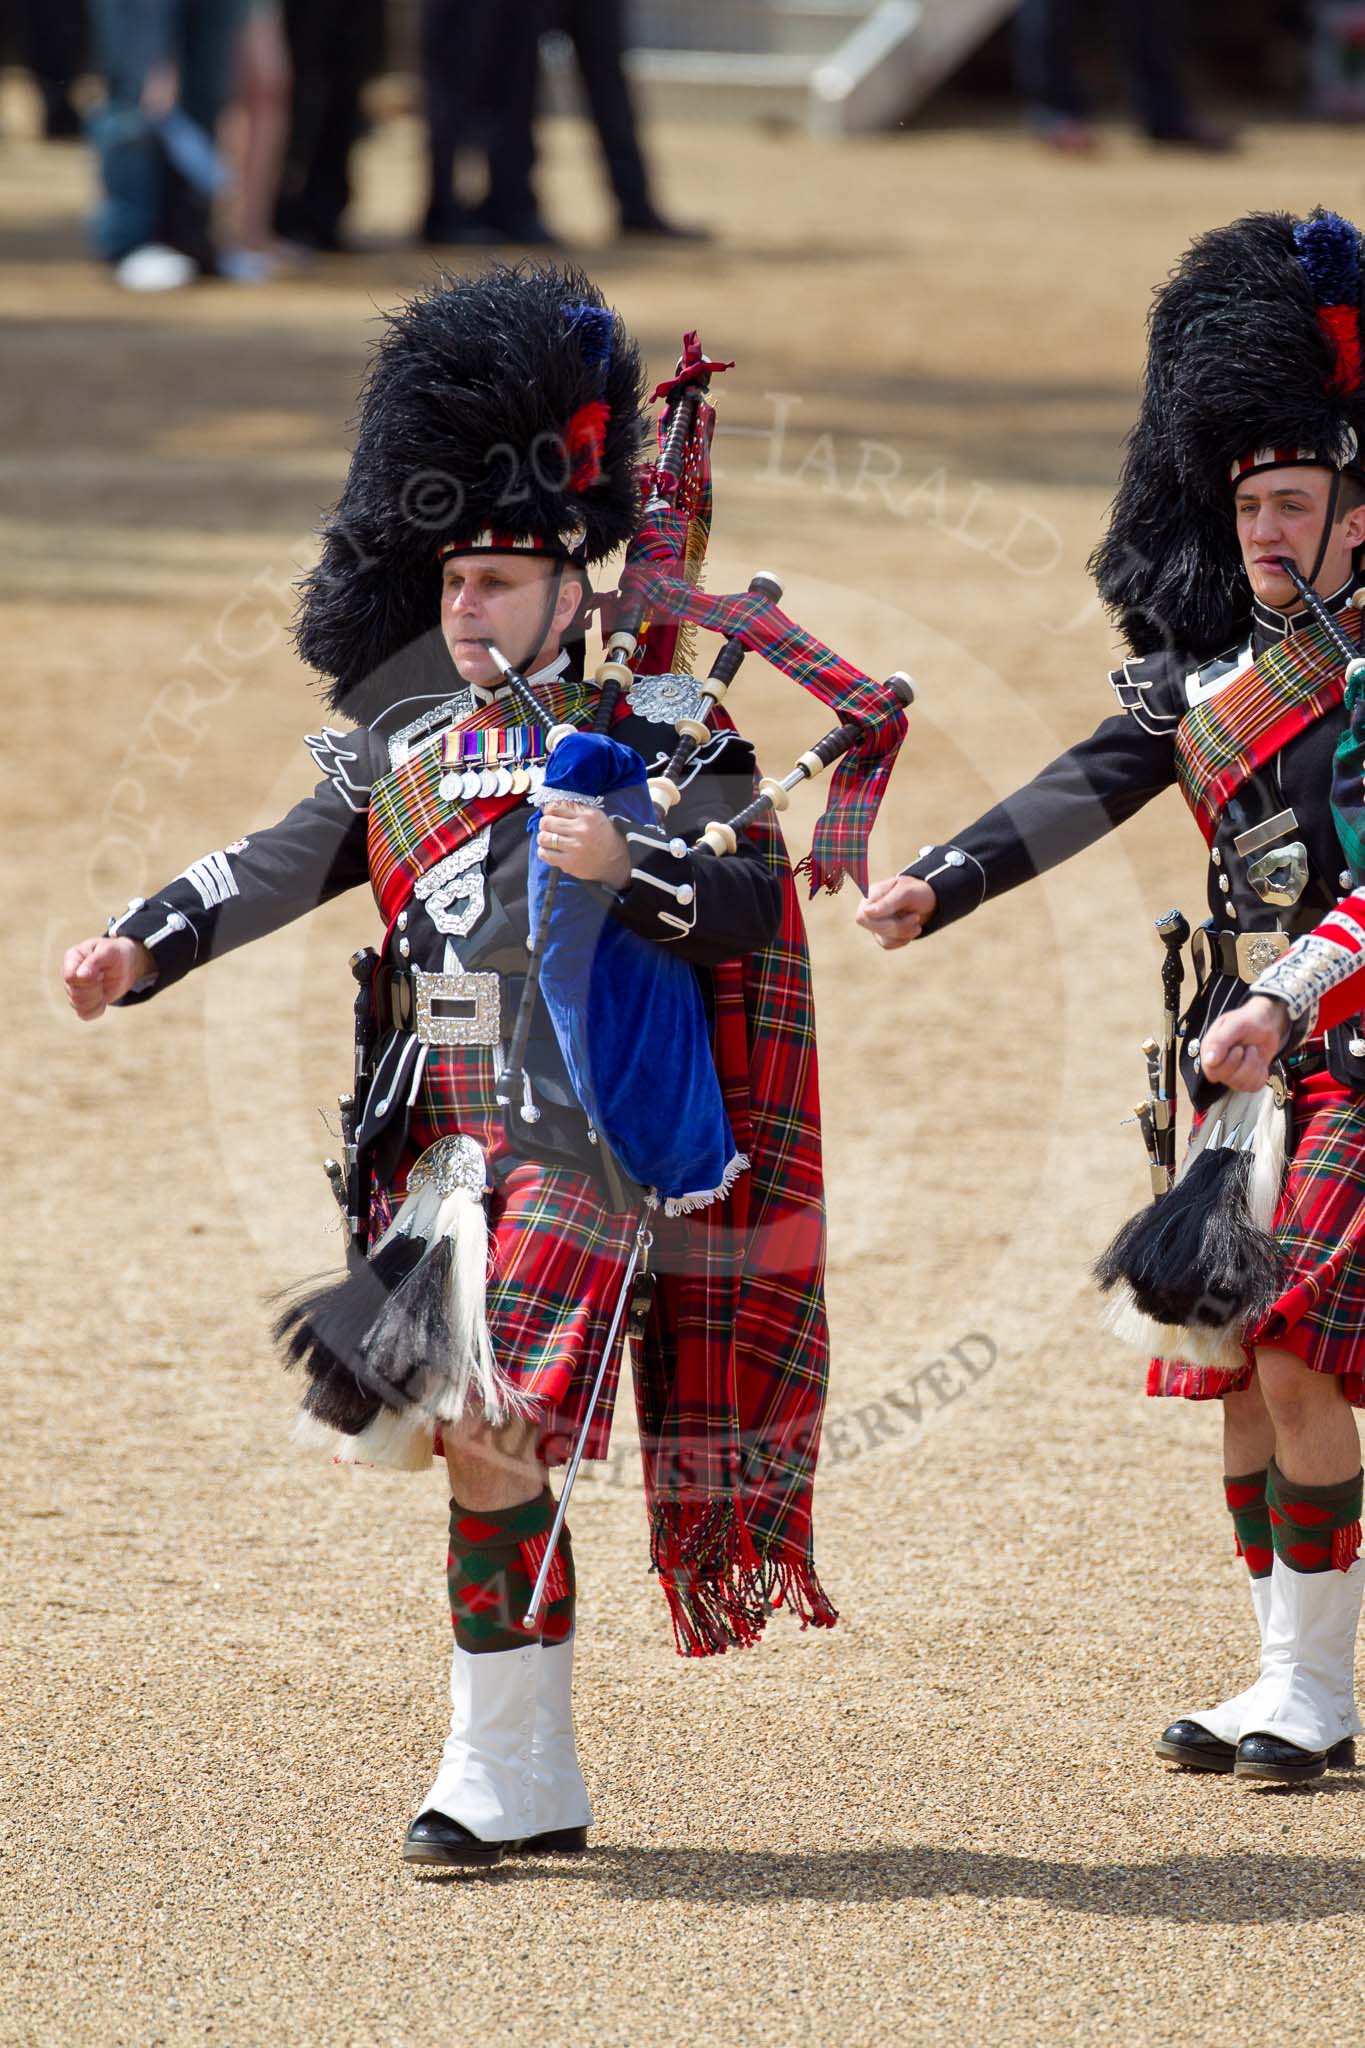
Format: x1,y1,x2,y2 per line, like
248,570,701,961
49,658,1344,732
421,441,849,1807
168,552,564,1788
1174,611,1358,843
366,673,595,927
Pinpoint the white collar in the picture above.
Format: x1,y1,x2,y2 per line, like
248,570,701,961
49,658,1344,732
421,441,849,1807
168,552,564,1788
470,648,570,708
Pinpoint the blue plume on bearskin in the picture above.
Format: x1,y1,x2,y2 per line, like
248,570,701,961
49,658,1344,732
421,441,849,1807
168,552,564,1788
529,731,748,1214
1295,211,1360,315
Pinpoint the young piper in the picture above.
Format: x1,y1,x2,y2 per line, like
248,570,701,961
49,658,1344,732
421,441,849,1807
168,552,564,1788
64,265,837,1866
857,209,1365,1785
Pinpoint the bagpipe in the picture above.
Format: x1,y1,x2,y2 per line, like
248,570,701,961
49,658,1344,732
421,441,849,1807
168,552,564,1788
492,332,914,1218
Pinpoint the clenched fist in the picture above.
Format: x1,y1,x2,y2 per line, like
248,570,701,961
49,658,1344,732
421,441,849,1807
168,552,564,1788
854,874,937,951
63,936,155,1020
1197,993,1291,1093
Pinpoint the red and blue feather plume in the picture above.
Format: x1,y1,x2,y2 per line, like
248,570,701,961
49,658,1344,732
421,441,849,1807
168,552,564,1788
1294,210,1364,398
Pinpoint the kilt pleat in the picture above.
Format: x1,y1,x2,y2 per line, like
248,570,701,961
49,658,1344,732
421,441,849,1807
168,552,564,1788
402,1043,638,1457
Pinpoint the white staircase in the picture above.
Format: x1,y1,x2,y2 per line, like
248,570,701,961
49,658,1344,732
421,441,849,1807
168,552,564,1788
607,0,1020,133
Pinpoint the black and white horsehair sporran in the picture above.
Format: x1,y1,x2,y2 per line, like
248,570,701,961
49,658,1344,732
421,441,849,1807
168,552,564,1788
1095,911,1291,1372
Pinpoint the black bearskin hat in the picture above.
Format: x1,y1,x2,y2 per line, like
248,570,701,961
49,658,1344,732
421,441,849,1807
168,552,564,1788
296,264,649,712
1092,209,1365,662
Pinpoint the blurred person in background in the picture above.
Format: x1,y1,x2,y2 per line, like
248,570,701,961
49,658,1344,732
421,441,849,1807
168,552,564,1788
420,0,704,250
87,0,245,290
5,0,86,139
272,0,383,253
552,0,707,241
420,0,551,247
1013,0,1232,153
219,0,292,279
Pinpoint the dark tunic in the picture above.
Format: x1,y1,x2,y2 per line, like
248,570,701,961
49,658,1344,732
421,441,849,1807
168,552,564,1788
106,663,783,1446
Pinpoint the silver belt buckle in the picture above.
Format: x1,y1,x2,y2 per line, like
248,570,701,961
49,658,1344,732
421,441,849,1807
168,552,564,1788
1234,931,1290,982
412,967,501,1046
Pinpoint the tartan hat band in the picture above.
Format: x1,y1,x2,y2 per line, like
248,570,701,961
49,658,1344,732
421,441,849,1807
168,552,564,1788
438,528,589,563
1231,431,1361,483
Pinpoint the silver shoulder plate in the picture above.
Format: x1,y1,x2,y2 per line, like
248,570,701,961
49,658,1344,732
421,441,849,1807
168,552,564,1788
626,670,707,727
386,691,474,771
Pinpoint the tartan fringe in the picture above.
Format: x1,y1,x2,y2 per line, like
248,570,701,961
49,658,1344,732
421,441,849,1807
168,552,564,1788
1333,1520,1362,1571
649,1498,838,1658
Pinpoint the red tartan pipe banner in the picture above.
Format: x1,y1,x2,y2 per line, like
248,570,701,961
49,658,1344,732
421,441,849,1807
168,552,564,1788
619,504,908,894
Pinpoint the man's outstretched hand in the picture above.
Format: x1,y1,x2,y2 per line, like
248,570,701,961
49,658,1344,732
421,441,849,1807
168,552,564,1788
1198,993,1290,1093
63,936,155,1020
854,874,937,951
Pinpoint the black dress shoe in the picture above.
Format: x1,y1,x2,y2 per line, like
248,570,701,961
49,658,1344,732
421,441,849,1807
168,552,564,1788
419,207,501,249
401,1810,506,1867
1155,1719,1237,1772
1234,1733,1357,1783
477,214,558,248
618,211,712,244
514,1824,589,1856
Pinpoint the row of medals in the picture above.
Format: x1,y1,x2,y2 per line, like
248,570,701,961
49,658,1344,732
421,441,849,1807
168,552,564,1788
437,723,549,804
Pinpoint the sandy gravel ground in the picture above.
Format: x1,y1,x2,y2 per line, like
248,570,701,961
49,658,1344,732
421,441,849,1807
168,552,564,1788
4,79,1365,2048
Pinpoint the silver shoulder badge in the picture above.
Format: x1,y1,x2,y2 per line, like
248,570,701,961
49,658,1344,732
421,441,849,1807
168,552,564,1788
626,670,707,727
305,727,372,814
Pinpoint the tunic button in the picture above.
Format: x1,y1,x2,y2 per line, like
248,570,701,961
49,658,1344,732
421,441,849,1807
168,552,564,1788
398,936,411,959
167,912,186,930
1211,848,1222,866
918,845,934,859
127,895,146,912
1343,871,1354,891
397,910,408,931
1218,874,1230,893
1351,1037,1365,1057
944,849,966,867
1187,1037,1201,1062
1227,903,1239,922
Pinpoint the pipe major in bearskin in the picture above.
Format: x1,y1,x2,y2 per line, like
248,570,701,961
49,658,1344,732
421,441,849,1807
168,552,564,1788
64,262,911,1866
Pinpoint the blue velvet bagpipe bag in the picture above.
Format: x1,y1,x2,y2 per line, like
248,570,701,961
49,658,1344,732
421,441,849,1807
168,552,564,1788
528,732,746,1212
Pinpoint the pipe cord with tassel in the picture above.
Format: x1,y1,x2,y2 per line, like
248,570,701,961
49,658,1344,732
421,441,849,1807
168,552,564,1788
694,674,915,859
648,571,783,821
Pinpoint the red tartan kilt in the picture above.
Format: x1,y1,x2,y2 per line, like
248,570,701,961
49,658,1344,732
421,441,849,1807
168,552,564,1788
391,1043,639,1463
1149,1068,1365,1405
